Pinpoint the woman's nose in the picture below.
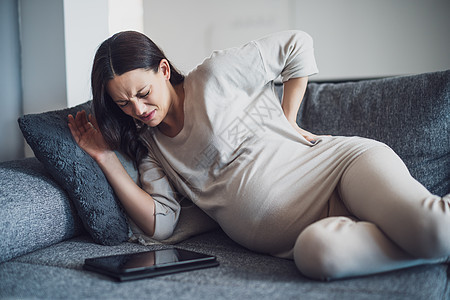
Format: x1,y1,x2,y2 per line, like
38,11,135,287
133,99,146,116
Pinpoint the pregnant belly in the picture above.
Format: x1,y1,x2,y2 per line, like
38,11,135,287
209,136,386,254
206,151,329,255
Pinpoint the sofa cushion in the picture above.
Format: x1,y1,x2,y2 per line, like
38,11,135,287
298,70,450,196
0,158,85,263
18,102,130,245
1,232,448,299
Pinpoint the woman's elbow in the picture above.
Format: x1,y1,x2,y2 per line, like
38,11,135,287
151,223,175,240
140,223,156,237
151,209,178,240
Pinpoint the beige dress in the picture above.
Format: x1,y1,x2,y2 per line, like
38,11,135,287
138,30,384,256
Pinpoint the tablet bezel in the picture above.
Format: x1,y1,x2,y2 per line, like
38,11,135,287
83,248,219,281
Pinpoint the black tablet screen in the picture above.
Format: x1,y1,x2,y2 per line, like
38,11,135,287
85,248,216,274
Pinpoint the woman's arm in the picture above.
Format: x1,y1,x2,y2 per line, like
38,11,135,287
252,31,319,141
282,76,317,142
68,110,156,236
254,30,318,84
95,151,156,236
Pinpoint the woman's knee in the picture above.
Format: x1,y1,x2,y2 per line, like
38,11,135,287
409,195,450,258
293,217,354,281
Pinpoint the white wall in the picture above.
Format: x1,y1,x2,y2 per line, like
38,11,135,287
64,0,110,107
20,0,110,115
0,0,23,161
108,0,144,34
143,0,292,74
291,0,450,80
143,0,450,80
2,0,145,161
20,0,68,114
19,0,110,157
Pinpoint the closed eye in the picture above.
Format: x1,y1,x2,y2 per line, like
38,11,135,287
117,101,129,108
138,90,150,98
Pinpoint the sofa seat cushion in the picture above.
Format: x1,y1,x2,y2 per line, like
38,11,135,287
1,231,448,299
0,158,84,263
299,70,450,196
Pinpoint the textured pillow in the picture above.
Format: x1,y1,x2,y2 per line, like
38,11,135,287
18,101,129,245
298,70,450,196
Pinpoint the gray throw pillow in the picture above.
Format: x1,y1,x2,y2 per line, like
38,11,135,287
18,101,129,245
298,70,450,196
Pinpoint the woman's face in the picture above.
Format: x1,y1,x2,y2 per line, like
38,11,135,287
106,61,171,127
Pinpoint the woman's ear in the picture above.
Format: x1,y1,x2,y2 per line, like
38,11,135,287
159,59,171,81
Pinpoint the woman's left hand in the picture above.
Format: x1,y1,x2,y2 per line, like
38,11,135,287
288,121,318,143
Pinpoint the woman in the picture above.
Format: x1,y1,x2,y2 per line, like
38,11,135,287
68,30,450,280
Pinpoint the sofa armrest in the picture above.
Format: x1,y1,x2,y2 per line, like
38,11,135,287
0,158,84,263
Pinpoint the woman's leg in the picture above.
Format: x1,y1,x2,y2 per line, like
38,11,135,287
339,146,450,258
293,217,446,280
293,146,450,280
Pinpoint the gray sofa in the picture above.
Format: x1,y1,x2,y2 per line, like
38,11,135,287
1,70,449,299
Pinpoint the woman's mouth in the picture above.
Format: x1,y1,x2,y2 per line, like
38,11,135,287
140,110,156,122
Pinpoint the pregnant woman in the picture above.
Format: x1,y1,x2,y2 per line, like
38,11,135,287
68,30,450,280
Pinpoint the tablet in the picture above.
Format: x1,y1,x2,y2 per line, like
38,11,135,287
83,248,219,281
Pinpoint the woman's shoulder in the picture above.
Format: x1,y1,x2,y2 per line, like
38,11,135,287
185,41,264,90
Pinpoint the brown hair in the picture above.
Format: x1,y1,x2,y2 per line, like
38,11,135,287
91,31,184,164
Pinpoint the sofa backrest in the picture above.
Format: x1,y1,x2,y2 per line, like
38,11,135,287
298,70,449,196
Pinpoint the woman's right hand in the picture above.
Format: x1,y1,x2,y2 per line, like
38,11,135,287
69,110,157,236
68,110,111,161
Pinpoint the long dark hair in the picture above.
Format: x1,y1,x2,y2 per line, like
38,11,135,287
91,31,184,164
